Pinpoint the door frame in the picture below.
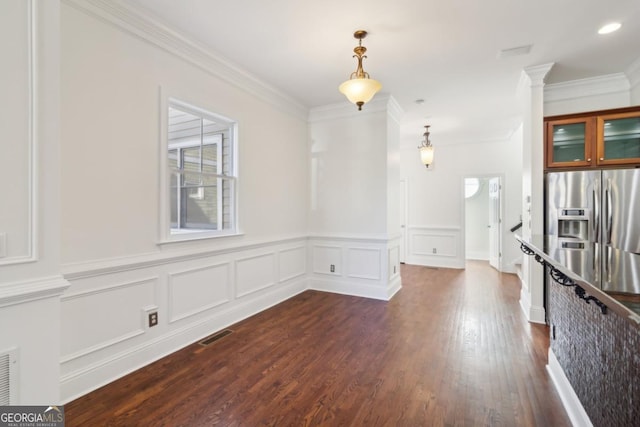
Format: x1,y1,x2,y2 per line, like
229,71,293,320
462,173,505,271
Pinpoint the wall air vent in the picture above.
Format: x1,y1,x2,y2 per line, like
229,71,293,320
498,45,533,59
0,348,18,405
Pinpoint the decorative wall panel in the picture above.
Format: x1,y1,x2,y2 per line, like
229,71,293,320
168,263,231,323
235,253,276,297
279,246,306,282
61,277,158,362
347,248,381,280
407,226,463,269
312,245,342,276
0,0,34,264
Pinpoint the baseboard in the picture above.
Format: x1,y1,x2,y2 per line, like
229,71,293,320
310,276,401,301
547,349,593,427
517,276,546,324
465,251,489,261
528,305,546,324
406,257,465,269
60,277,307,403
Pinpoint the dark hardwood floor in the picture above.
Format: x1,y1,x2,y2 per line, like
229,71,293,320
65,262,571,426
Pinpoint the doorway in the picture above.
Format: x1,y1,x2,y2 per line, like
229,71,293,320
464,175,502,271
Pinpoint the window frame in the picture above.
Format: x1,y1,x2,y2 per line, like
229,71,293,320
159,93,239,244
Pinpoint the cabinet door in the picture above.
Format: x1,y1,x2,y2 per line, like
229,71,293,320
546,117,595,168
596,112,640,166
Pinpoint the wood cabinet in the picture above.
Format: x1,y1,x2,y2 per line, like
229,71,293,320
545,106,640,169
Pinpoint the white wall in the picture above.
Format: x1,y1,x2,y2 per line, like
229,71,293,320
400,126,523,272
308,108,388,235
60,5,309,264
0,0,68,405
58,1,310,401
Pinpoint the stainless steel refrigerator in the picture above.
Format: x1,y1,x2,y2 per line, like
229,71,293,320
545,168,640,294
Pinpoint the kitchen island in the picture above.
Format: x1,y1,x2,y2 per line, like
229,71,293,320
516,235,640,427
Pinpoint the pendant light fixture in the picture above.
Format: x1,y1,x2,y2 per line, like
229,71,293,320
338,30,382,111
418,125,434,168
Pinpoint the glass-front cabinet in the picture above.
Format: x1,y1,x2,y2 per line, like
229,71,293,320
546,117,595,168
545,107,640,170
597,112,640,166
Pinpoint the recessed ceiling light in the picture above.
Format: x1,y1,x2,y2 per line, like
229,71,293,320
415,99,425,105
598,22,621,34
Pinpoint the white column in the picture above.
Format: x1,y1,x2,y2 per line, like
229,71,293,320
518,63,553,323
308,95,403,300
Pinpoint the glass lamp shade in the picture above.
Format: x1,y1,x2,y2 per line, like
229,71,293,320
420,145,434,167
339,78,382,107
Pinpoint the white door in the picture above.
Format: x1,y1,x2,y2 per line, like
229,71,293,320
399,179,407,263
489,177,501,270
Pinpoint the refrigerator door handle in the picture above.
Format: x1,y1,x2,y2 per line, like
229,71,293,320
606,179,613,244
593,179,599,242
606,246,612,283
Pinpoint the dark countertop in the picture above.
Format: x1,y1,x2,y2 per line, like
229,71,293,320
515,234,640,326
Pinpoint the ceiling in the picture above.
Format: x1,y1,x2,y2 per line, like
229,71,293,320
125,0,640,146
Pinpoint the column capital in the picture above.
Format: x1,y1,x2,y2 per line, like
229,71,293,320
522,63,555,88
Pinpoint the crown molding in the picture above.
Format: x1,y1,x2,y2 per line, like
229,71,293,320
62,0,308,120
626,57,640,91
544,73,630,102
308,94,402,123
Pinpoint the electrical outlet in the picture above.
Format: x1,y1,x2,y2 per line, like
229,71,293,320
148,311,158,327
432,248,437,254
330,264,335,273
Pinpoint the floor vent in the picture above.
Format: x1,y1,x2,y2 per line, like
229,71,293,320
199,330,233,347
0,348,18,405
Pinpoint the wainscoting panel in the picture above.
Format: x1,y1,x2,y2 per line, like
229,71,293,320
347,248,381,280
59,237,308,403
279,246,306,283
309,235,401,301
168,263,231,324
388,245,400,280
407,226,464,269
312,245,342,276
235,253,276,298
413,234,456,257
61,277,159,364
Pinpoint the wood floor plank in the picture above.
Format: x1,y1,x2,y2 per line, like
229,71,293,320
65,262,571,426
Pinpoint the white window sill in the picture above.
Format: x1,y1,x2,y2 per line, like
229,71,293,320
157,230,243,246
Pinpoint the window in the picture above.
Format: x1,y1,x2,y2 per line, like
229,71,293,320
164,100,236,240
464,177,480,199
